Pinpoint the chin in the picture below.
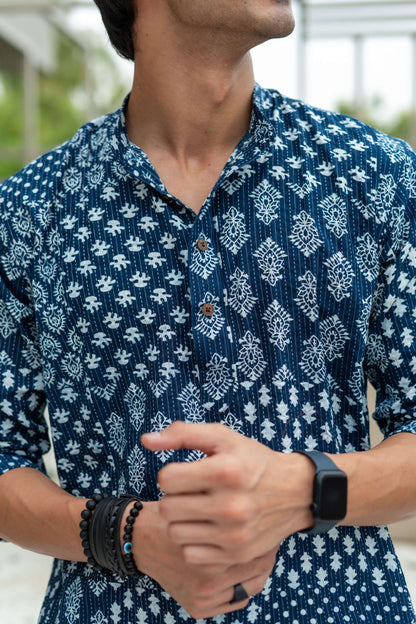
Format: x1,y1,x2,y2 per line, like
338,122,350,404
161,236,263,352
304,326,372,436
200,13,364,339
256,12,296,42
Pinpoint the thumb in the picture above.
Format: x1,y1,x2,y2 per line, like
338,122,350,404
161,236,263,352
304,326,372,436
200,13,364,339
141,421,233,456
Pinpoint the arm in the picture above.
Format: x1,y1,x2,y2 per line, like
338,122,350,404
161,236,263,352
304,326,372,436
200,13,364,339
0,467,86,560
0,465,275,619
334,431,416,526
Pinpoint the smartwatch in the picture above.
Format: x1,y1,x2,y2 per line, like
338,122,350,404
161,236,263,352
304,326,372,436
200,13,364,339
296,450,348,534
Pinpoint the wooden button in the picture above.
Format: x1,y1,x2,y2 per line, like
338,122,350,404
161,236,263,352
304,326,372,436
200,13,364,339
196,239,208,252
201,303,214,317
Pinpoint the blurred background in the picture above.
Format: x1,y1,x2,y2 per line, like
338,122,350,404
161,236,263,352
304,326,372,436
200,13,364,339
0,0,415,622
1,0,416,180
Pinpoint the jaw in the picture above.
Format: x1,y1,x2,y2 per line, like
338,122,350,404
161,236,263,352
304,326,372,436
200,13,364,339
157,0,296,57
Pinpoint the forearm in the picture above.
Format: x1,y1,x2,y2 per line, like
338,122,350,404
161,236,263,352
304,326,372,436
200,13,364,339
328,432,416,527
0,467,87,561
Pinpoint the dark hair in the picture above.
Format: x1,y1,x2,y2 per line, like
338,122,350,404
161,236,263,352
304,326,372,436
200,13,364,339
93,0,136,61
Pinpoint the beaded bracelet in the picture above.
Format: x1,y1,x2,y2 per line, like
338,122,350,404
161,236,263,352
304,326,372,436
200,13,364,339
79,493,112,576
120,498,144,578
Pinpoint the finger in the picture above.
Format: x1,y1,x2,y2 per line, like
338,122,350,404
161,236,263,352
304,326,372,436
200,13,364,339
223,572,268,606
168,520,219,545
160,491,253,525
189,593,250,620
141,421,237,455
184,544,246,565
169,519,254,550
160,493,224,522
182,539,275,566
158,453,245,494
191,573,269,619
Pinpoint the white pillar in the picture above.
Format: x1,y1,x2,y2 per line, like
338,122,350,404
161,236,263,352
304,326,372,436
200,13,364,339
411,33,416,147
353,34,364,119
23,53,39,163
83,47,97,121
296,0,307,101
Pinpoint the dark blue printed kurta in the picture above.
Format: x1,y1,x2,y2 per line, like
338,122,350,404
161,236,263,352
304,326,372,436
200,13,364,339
1,84,416,623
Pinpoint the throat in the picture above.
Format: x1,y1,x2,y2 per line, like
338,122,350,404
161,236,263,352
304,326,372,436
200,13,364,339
162,177,217,215
150,154,232,215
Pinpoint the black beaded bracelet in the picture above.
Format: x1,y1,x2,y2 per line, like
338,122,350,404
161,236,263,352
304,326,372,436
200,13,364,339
79,493,112,576
120,498,144,578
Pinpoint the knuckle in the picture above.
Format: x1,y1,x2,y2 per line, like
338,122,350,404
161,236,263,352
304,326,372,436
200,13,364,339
194,579,216,598
158,495,170,517
156,466,169,490
170,420,185,432
215,453,248,488
187,607,202,620
228,526,251,547
193,579,214,604
166,522,179,541
215,455,241,485
228,546,252,565
213,422,229,436
222,496,253,523
254,552,276,575
251,577,267,595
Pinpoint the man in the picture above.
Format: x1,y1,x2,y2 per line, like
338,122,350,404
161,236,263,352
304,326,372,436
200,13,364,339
0,0,415,622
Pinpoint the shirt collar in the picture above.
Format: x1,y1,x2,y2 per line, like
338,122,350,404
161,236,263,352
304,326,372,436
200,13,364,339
250,82,275,148
109,83,275,187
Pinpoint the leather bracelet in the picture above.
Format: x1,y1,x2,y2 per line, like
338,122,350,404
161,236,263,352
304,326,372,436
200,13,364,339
80,493,144,579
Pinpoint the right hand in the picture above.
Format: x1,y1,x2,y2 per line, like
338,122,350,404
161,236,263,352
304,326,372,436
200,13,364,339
126,501,277,620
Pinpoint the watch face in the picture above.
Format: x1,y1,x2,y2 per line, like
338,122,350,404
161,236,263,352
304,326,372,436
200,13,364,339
317,472,348,520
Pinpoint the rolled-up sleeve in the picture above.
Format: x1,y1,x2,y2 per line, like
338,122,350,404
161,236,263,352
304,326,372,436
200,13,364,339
0,195,49,477
364,150,416,438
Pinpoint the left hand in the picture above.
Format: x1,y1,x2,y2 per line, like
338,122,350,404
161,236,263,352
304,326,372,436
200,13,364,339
141,422,314,567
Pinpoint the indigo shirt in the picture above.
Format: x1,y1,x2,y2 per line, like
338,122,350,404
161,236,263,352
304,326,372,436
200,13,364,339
1,84,416,624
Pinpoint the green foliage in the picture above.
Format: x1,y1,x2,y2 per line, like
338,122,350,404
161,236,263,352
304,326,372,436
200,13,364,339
0,32,130,181
0,73,23,149
336,97,416,147
0,158,23,182
38,35,86,149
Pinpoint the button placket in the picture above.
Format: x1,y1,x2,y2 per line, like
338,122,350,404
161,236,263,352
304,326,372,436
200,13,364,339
188,209,234,412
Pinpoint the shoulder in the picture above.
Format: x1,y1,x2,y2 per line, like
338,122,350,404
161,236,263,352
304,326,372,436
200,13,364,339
0,109,119,222
259,85,415,170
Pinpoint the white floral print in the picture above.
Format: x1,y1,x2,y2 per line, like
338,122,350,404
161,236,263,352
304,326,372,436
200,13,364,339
253,238,286,286
289,210,323,257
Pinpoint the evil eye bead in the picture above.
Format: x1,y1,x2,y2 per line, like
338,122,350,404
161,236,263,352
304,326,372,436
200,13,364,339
123,542,133,554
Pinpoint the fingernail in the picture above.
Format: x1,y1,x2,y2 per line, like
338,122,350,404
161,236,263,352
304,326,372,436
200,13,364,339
144,431,163,439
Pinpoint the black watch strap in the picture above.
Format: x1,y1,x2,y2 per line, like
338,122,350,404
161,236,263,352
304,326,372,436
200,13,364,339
297,450,340,472
296,450,347,535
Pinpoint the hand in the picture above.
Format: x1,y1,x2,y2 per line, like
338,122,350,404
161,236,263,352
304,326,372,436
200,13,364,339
141,422,314,567
129,500,277,619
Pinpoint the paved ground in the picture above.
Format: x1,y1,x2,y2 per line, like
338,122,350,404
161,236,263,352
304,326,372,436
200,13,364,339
0,540,415,624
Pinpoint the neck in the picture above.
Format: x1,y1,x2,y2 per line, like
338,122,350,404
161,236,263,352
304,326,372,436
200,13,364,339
125,10,256,165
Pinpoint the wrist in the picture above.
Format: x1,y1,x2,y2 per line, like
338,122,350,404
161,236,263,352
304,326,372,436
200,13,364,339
65,496,90,562
267,451,315,534
79,494,144,578
286,451,315,532
121,500,158,577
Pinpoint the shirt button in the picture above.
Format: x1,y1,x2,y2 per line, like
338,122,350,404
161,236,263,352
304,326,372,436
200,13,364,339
196,238,208,252
201,303,215,317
